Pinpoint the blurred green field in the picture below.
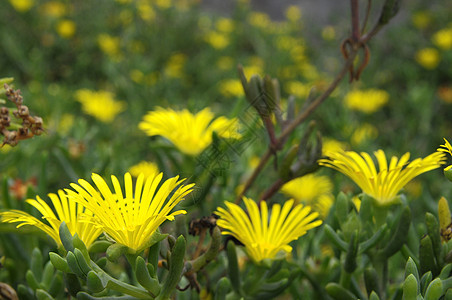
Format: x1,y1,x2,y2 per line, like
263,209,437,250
1,0,452,298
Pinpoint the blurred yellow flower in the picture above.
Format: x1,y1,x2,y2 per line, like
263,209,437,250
345,89,389,113
130,69,144,83
432,28,452,50
164,53,187,78
323,138,347,154
97,34,121,58
66,172,193,252
137,2,155,21
9,0,34,12
248,12,271,29
215,197,322,262
139,107,241,156
313,194,334,219
58,113,75,135
319,150,446,206
285,5,302,22
205,31,229,49
39,1,66,17
219,79,243,98
286,81,311,99
281,174,333,204
322,26,336,41
351,123,378,146
56,20,76,39
412,11,431,30
155,0,171,9
415,48,440,69
129,161,159,178
216,17,235,33
217,56,234,70
248,155,260,169
75,89,126,123
0,190,102,247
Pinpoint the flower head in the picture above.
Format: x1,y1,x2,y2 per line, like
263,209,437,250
438,138,452,177
139,107,241,156
281,174,333,203
415,48,440,70
75,89,126,123
0,190,102,247
319,150,446,206
432,28,452,50
128,161,159,178
215,197,322,262
65,172,194,252
344,89,389,113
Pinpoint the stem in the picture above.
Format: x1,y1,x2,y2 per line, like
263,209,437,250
361,0,372,33
235,49,359,204
351,0,360,41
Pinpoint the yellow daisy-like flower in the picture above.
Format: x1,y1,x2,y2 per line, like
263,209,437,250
319,150,446,206
75,89,126,123
344,89,389,113
280,174,333,204
65,172,194,252
139,107,241,156
128,161,159,178
415,48,440,70
438,138,452,174
0,190,102,247
215,197,322,262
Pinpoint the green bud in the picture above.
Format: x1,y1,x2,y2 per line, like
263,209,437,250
156,236,186,300
25,270,40,290
324,224,348,252
403,274,418,300
263,75,278,112
420,271,433,296
335,192,349,226
379,0,400,25
59,222,74,252
439,197,451,231
420,236,439,276
424,278,443,300
405,257,420,282
364,267,380,297
30,248,43,282
86,270,105,293
279,145,299,181
215,277,231,300
106,243,128,262
226,241,242,296
66,252,85,278
326,282,357,300
167,235,177,250
369,291,381,300
135,256,160,296
36,289,55,300
88,240,111,254
72,234,90,262
41,261,55,289
344,230,359,273
49,252,70,273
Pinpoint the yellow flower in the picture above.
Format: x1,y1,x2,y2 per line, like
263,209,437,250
66,172,193,252
9,0,34,12
75,89,126,123
205,31,229,49
322,138,347,154
345,89,389,113
219,79,243,98
432,28,452,50
319,150,446,206
137,2,155,21
139,108,241,156
155,0,171,9
217,56,234,70
313,194,334,219
322,26,336,41
285,5,302,22
412,11,431,29
56,20,76,39
215,197,322,262
281,174,333,204
216,17,235,33
248,12,271,29
164,53,187,78
286,81,311,99
415,48,440,70
39,1,67,18
438,138,452,173
97,34,121,58
351,123,378,146
0,190,102,247
129,161,159,178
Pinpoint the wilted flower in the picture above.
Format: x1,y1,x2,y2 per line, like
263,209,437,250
319,150,446,206
139,107,241,156
215,197,322,262
344,89,389,113
75,89,126,123
66,172,193,252
0,190,102,247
